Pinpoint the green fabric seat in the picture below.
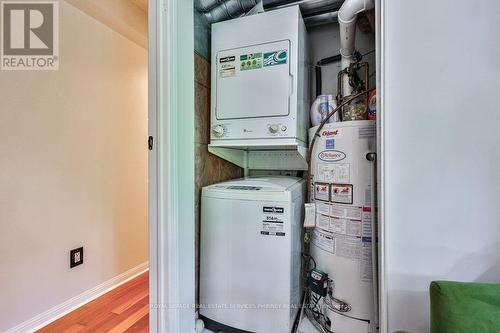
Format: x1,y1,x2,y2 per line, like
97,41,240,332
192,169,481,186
430,281,500,333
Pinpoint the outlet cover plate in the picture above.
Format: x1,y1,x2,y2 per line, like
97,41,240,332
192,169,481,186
70,247,84,268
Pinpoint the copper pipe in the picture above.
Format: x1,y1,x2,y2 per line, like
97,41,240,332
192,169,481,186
336,61,370,119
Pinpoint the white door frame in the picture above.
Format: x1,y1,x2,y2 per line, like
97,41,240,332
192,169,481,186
376,1,388,332
149,0,196,332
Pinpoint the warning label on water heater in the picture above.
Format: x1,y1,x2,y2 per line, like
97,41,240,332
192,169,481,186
314,182,330,201
317,163,350,183
331,184,353,204
312,229,335,254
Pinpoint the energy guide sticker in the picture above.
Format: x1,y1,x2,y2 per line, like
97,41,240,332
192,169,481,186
240,53,262,71
260,205,285,236
219,55,236,78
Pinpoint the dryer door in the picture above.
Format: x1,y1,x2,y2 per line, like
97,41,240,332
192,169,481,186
215,39,291,120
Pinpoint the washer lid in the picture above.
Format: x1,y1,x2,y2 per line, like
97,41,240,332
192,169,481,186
206,176,301,192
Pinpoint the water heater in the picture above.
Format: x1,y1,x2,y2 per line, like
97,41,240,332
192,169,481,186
210,5,309,147
309,120,377,333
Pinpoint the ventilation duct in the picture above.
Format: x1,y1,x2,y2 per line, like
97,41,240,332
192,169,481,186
263,0,342,16
195,0,344,24
195,0,260,23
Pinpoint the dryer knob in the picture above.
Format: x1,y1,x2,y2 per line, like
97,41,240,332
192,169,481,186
269,125,279,134
212,125,225,137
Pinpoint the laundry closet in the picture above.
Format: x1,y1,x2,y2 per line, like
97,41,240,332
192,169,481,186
193,1,377,332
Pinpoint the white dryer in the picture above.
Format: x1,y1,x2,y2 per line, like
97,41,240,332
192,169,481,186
200,177,305,333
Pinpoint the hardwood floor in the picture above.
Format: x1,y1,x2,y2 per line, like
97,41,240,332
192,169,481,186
37,271,149,333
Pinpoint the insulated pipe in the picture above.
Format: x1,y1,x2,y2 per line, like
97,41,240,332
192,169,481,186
338,0,374,95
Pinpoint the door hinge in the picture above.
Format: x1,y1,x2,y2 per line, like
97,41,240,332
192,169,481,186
148,136,154,150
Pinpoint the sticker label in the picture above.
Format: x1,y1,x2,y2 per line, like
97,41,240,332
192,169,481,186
314,182,330,201
325,139,335,150
219,55,236,78
336,236,361,260
318,150,346,162
361,243,373,282
240,53,262,71
263,206,284,213
312,229,335,254
362,207,373,242
316,214,331,231
263,50,287,67
330,204,362,220
330,217,362,236
331,184,353,204
220,56,235,63
316,202,330,216
317,163,350,183
365,187,372,206
261,205,285,236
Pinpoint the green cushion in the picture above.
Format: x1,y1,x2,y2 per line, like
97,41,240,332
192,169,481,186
430,281,500,333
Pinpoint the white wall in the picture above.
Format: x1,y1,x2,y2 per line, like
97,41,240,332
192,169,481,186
380,1,500,332
0,2,148,331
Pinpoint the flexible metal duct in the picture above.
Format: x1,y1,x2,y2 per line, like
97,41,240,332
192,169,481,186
264,0,343,15
195,0,260,23
196,0,344,24
195,0,224,12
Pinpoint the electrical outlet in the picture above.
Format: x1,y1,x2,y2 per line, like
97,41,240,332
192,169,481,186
70,247,84,268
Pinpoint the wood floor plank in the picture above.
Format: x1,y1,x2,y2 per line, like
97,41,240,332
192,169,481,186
123,313,149,333
112,288,149,314
76,280,148,325
107,304,149,333
36,271,149,333
85,295,149,332
61,323,87,333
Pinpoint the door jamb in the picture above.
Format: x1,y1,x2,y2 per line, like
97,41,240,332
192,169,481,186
149,0,196,332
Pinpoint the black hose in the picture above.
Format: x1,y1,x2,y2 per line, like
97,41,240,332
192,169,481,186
315,66,322,98
317,54,341,66
315,54,341,98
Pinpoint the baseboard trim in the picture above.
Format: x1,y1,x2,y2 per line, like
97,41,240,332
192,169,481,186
4,261,149,333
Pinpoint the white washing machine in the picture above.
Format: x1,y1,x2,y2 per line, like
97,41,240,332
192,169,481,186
200,177,305,333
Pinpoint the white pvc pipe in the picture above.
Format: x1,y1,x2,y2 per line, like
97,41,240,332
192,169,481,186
338,0,374,95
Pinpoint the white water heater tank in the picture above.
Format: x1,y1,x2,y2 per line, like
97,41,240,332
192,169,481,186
309,120,376,333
